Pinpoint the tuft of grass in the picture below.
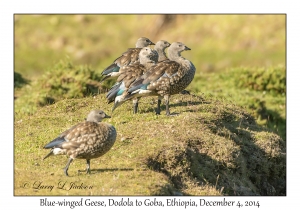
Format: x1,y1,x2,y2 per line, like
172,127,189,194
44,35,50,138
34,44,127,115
14,93,285,196
14,72,29,89
14,59,106,115
190,65,286,141
232,66,286,95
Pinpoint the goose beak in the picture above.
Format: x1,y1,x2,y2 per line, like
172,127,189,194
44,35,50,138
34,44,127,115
104,114,111,118
185,46,191,51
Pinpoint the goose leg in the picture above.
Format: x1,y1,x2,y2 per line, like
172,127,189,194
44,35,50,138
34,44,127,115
133,98,139,114
164,95,178,116
64,158,73,176
86,159,91,174
164,95,171,116
156,96,162,115
77,159,91,174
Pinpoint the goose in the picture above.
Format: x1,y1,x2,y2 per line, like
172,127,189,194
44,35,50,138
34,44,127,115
123,42,196,116
43,110,117,176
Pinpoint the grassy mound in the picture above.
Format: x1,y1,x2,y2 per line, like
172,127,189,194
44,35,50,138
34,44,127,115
14,93,285,196
146,98,285,195
233,66,286,95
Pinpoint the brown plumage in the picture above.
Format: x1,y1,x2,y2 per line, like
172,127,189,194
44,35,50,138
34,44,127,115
124,42,196,116
106,40,171,113
43,110,117,176
116,40,170,84
106,47,158,113
154,40,190,95
100,37,155,82
117,47,158,87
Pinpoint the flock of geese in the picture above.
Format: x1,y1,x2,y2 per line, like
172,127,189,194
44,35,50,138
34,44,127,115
43,37,196,176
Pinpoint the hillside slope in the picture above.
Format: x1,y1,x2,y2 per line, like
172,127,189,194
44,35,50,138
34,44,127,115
14,93,286,196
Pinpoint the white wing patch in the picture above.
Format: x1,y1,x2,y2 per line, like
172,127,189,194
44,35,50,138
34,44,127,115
53,148,65,155
132,89,151,94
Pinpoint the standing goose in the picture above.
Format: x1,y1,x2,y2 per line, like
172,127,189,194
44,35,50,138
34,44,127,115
123,42,196,116
100,37,155,82
155,40,190,95
154,40,190,111
106,47,158,113
43,110,117,176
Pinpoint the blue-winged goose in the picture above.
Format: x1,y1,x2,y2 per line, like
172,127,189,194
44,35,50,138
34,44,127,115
43,110,117,176
156,40,190,96
100,37,155,82
123,42,196,116
106,47,158,113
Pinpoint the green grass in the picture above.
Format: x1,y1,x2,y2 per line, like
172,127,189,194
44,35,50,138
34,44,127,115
189,66,286,140
14,93,285,196
14,60,104,115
